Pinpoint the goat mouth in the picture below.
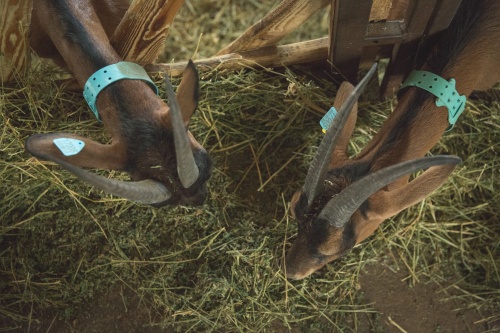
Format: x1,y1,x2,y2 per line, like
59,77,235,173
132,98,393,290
184,195,207,206
151,187,208,207
284,264,316,280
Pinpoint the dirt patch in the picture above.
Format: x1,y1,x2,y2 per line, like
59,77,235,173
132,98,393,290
358,263,495,333
22,284,168,333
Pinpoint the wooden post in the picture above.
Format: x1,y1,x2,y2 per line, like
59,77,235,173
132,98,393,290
426,0,462,37
0,0,32,82
379,0,437,97
110,0,185,65
329,0,373,83
216,0,330,56
379,0,461,98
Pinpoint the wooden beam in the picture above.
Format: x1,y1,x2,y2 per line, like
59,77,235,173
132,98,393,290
370,0,393,21
379,0,461,98
406,0,462,70
0,0,32,82
146,38,329,76
110,0,185,64
329,0,373,83
379,0,438,97
216,0,330,56
427,0,462,36
60,25,403,90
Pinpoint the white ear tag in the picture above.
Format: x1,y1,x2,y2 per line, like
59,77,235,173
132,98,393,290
53,138,85,156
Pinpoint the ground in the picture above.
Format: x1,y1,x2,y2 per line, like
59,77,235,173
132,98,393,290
359,262,496,333
17,260,496,333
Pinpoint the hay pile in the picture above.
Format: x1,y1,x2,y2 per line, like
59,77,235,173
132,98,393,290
1,1,499,332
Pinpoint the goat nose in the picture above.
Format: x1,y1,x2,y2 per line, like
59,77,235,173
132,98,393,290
283,258,311,280
285,269,307,280
282,261,298,280
284,267,300,280
188,195,205,206
184,188,208,206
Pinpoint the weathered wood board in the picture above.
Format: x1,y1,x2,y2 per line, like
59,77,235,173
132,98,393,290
0,0,32,82
111,0,185,64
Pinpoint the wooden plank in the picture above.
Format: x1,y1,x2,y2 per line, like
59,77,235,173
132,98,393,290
370,0,393,21
146,38,329,77
406,0,462,70
0,0,32,82
110,0,185,64
379,0,460,98
216,0,330,56
427,0,462,36
329,0,373,83
380,0,438,97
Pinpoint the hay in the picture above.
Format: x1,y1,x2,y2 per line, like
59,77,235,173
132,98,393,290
1,0,499,332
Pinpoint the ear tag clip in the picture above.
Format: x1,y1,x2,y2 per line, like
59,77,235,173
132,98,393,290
320,107,338,133
53,138,85,156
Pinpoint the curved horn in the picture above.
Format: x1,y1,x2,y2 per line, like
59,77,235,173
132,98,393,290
302,63,378,208
164,74,200,188
39,154,171,204
318,155,461,227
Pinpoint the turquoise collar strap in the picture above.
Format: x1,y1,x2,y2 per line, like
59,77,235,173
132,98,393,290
399,70,466,131
83,62,158,121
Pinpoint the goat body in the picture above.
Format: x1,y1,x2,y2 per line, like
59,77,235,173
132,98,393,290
286,0,500,279
26,0,212,206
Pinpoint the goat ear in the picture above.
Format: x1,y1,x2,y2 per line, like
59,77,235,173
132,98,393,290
330,82,358,164
176,60,200,125
370,163,458,221
350,164,457,245
25,133,126,170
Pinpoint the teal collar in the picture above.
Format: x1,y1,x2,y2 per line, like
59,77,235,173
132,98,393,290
399,70,466,131
83,62,158,121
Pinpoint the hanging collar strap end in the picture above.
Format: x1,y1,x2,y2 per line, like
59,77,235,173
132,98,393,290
399,70,466,131
83,62,158,121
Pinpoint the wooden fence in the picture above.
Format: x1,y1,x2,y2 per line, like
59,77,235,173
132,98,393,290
1,0,462,97
0,0,32,82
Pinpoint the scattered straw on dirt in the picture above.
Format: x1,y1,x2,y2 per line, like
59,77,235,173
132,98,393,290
1,1,499,332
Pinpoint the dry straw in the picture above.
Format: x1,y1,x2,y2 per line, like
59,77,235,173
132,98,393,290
1,1,499,332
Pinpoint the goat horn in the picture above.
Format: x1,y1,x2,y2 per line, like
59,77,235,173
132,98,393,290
318,155,461,227
164,75,200,189
40,154,171,204
302,63,378,208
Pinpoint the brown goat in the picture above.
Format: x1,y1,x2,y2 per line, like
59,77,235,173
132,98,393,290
26,0,212,206
285,0,500,279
